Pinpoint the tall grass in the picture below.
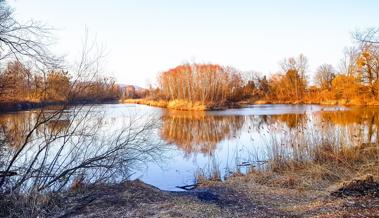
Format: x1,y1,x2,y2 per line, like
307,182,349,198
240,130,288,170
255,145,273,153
123,99,208,111
248,120,379,190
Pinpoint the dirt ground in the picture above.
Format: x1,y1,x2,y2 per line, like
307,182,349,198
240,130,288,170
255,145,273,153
48,176,379,218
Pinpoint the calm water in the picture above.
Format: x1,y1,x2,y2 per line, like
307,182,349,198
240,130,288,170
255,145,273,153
1,104,379,191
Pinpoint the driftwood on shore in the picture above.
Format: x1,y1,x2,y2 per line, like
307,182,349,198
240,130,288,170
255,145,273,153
237,160,268,167
176,183,200,190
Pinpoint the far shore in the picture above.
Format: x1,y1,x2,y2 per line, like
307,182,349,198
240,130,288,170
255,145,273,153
122,98,379,111
0,100,120,113
3,98,379,114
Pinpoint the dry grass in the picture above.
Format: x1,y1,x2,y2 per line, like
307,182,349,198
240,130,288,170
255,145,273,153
0,192,67,217
1,180,272,218
167,100,207,111
195,167,222,186
246,142,379,192
123,99,209,111
123,98,169,108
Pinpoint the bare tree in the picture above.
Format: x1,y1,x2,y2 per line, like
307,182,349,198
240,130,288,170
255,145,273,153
353,28,379,45
0,0,60,67
339,47,359,76
0,32,166,196
315,64,335,90
352,29,379,90
280,54,309,80
278,54,309,100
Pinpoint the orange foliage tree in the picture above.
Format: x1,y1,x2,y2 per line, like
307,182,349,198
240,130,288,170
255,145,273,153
331,75,360,101
158,63,244,104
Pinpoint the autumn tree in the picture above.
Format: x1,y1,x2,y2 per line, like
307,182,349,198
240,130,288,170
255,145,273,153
352,29,379,98
124,85,136,99
0,0,62,107
266,54,309,101
315,64,335,90
280,54,308,80
158,63,244,104
0,61,31,102
281,54,308,100
45,70,70,102
332,75,359,101
257,75,270,97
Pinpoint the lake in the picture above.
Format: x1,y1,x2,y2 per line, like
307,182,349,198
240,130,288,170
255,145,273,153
1,104,378,191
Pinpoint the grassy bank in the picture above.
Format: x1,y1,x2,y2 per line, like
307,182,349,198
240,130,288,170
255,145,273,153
12,144,379,216
123,97,379,111
2,143,378,217
244,143,379,191
123,99,216,111
3,167,378,217
252,98,379,106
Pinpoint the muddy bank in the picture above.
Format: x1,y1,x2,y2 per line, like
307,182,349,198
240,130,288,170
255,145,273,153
3,178,378,217
60,180,280,218
1,180,277,218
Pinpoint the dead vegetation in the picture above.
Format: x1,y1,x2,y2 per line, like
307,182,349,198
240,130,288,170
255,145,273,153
0,180,280,218
331,175,379,198
240,140,379,197
123,99,211,111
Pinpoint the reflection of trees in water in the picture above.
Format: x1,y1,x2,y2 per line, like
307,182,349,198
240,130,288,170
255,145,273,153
249,108,379,172
269,114,307,129
0,108,166,193
248,109,379,148
0,111,73,148
245,113,307,133
318,108,379,144
0,112,36,148
160,111,245,156
45,119,71,135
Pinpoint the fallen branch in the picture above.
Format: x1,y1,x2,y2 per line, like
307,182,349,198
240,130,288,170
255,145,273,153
237,160,268,167
237,162,255,167
176,183,200,191
0,171,18,177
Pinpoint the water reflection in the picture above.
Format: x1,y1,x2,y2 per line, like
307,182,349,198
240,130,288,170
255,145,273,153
0,106,167,193
0,112,36,148
270,113,307,129
1,104,379,191
250,107,379,174
160,110,244,156
45,119,71,135
318,108,379,144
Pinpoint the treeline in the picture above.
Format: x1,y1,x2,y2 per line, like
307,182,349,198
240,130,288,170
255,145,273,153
130,28,379,108
0,0,125,111
0,60,121,110
254,28,379,105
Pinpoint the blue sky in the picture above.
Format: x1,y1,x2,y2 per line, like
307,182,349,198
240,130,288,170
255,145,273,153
9,0,379,86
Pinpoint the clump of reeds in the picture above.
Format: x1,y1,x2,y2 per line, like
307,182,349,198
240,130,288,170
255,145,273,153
123,98,209,111
195,166,222,186
244,123,379,191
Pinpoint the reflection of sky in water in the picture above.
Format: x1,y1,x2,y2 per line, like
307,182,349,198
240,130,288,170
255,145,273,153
1,103,378,191
125,104,353,191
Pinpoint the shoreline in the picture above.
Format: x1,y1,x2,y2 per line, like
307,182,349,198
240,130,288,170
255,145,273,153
0,100,120,113
3,174,377,217
4,99,379,114
122,98,379,111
